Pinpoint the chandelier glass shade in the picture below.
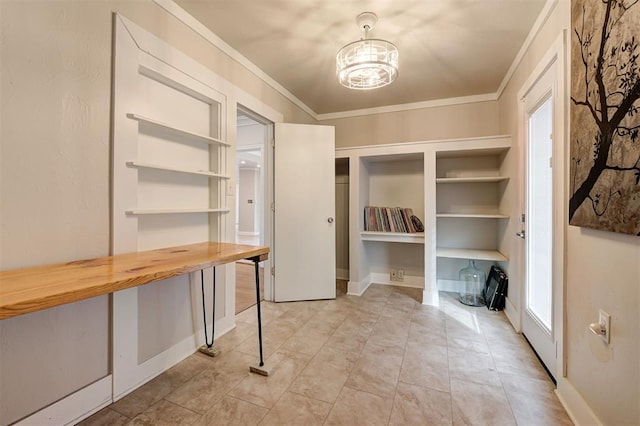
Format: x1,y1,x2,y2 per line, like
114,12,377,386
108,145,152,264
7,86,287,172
336,13,398,90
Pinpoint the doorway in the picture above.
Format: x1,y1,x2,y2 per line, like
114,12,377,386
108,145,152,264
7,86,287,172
235,109,269,314
518,37,566,381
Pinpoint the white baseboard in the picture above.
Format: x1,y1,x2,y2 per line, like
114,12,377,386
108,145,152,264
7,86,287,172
347,277,371,296
336,268,349,281
370,272,424,289
15,376,112,426
114,316,235,401
556,378,602,426
37,319,238,425
503,296,520,331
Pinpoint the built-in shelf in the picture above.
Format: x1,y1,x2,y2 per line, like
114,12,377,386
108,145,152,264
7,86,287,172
360,231,425,244
126,161,230,179
127,114,230,147
437,247,508,262
436,213,509,219
436,176,509,184
126,208,230,216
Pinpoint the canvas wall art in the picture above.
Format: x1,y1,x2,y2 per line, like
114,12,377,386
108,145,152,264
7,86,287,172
570,0,640,235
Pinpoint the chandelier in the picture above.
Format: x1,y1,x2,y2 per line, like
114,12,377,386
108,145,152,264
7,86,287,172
336,12,399,90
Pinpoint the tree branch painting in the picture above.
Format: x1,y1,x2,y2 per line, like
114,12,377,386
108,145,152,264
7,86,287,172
570,0,640,235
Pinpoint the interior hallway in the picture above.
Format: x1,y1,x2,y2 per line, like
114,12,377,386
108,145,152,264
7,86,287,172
236,262,264,314
79,284,571,425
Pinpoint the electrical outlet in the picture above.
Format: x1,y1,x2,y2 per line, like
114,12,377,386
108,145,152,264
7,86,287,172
390,269,404,282
599,309,611,344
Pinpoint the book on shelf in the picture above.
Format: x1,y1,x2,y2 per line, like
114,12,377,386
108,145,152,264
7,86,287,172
364,206,420,233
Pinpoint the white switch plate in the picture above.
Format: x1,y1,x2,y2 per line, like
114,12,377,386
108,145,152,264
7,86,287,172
599,309,611,344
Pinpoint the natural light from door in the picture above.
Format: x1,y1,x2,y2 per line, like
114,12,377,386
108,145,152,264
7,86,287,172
527,97,553,331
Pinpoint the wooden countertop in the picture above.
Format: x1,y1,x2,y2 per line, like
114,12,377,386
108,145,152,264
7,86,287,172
0,242,269,320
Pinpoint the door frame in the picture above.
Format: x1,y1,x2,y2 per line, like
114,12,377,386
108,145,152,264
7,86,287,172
236,104,275,301
516,31,567,377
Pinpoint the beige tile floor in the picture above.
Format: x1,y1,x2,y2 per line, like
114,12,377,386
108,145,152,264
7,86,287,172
79,284,572,425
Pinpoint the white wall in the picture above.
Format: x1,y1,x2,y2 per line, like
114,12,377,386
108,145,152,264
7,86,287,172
238,168,258,233
237,123,267,147
237,123,266,237
497,1,640,424
0,1,312,423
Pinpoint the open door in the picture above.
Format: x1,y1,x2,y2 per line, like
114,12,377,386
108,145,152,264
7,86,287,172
273,123,336,302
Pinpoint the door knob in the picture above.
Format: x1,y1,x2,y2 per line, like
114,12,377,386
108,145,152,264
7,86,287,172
516,230,525,239
328,217,334,223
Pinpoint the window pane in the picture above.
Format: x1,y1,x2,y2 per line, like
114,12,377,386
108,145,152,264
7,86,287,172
527,97,553,331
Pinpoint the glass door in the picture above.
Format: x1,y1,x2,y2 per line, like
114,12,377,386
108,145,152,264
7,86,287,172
521,61,557,379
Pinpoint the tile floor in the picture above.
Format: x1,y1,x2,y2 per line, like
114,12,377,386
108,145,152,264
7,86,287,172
79,284,572,425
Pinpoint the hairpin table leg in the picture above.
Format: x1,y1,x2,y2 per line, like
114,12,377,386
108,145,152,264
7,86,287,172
198,267,220,357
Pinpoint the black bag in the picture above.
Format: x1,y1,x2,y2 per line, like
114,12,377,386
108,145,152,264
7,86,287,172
484,265,508,311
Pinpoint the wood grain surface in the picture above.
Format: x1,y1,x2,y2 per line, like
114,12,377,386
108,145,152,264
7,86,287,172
0,242,269,320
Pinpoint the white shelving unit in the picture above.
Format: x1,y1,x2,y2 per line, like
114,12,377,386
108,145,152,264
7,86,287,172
436,176,509,184
110,16,236,407
336,135,511,305
123,111,229,225
126,208,230,215
436,213,509,219
360,231,425,244
126,114,230,147
436,247,507,262
435,145,510,293
126,161,230,180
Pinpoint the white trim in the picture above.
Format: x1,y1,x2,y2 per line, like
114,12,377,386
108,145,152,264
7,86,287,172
15,376,112,426
556,378,603,426
316,93,497,121
369,272,424,289
114,314,234,401
495,0,559,98
503,296,521,331
111,14,244,401
336,134,511,154
347,277,371,296
152,0,316,120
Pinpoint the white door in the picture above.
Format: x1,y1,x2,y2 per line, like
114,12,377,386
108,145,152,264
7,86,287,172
274,123,336,302
520,61,557,378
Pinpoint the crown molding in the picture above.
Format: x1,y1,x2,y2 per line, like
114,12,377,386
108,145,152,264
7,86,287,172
315,93,498,121
153,0,556,121
152,0,317,120
495,0,559,99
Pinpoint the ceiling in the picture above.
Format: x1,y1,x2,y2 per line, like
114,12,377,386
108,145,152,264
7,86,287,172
175,0,547,115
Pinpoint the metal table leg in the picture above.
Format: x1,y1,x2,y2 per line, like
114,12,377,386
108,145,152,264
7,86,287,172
249,257,272,376
198,267,220,357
